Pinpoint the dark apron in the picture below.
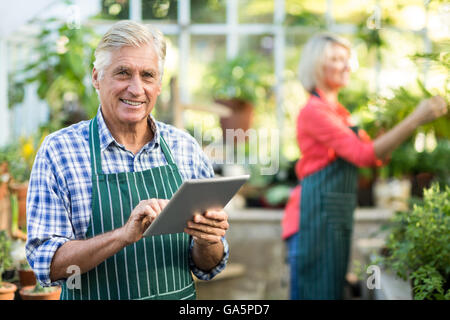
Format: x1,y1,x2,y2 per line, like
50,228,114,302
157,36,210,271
295,91,358,300
60,116,196,300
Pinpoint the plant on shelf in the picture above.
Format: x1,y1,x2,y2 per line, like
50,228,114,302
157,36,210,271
0,231,17,300
374,184,450,300
0,134,46,232
205,53,272,134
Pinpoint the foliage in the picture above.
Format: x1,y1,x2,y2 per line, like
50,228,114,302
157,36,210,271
377,184,450,300
0,230,13,285
263,184,292,207
285,4,326,27
205,53,272,105
17,13,100,131
338,83,373,113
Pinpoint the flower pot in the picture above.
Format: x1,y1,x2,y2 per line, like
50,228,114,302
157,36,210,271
19,285,61,300
18,269,37,287
0,282,17,300
9,182,28,230
215,98,254,142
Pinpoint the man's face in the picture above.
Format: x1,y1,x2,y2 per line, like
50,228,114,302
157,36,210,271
93,44,162,127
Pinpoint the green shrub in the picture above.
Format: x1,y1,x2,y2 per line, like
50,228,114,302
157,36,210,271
380,184,450,300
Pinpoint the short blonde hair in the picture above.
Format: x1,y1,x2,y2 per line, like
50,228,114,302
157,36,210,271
297,33,351,93
93,20,167,82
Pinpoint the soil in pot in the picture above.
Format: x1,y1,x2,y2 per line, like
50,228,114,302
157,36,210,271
0,282,17,300
19,285,61,300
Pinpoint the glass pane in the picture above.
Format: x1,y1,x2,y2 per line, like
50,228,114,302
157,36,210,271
154,35,179,121
237,34,275,125
377,29,425,94
190,35,227,102
331,0,368,25
285,0,326,27
239,0,273,24
427,2,450,41
191,0,227,23
142,0,178,22
98,0,130,20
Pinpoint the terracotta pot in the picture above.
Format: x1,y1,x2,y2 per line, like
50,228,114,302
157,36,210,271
18,269,37,287
215,98,254,142
0,282,17,300
9,183,28,230
19,285,61,300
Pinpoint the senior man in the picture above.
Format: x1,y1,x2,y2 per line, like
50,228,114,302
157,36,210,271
26,20,229,300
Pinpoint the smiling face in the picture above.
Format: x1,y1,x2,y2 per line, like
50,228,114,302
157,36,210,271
319,43,351,90
92,44,162,128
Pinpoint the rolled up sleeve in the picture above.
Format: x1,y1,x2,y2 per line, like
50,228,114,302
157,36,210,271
188,236,229,280
26,142,74,287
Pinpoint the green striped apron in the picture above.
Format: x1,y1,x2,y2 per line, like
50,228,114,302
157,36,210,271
60,116,196,300
295,91,358,300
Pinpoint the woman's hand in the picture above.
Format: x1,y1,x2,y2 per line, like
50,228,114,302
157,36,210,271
412,95,448,126
373,95,447,159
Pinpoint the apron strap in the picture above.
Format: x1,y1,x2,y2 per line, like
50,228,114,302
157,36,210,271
159,135,177,168
89,116,103,176
311,89,320,98
89,115,179,175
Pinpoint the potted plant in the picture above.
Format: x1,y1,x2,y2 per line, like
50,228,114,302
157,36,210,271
19,282,61,300
0,230,17,300
374,184,449,300
205,53,272,138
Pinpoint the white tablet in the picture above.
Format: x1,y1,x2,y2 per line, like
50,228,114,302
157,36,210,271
142,175,250,237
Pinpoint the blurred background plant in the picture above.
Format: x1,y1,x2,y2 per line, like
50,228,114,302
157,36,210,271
373,184,450,300
0,133,47,184
205,53,273,106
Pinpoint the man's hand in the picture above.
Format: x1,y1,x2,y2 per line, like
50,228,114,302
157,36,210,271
119,199,169,245
184,210,229,271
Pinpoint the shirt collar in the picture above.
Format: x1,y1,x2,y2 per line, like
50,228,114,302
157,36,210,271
96,106,161,153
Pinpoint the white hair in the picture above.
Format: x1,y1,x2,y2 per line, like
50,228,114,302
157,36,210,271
298,33,351,93
93,20,166,82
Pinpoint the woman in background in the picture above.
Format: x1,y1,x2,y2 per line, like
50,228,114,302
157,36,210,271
282,33,447,300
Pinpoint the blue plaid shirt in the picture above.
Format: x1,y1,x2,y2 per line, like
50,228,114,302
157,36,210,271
26,107,229,287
